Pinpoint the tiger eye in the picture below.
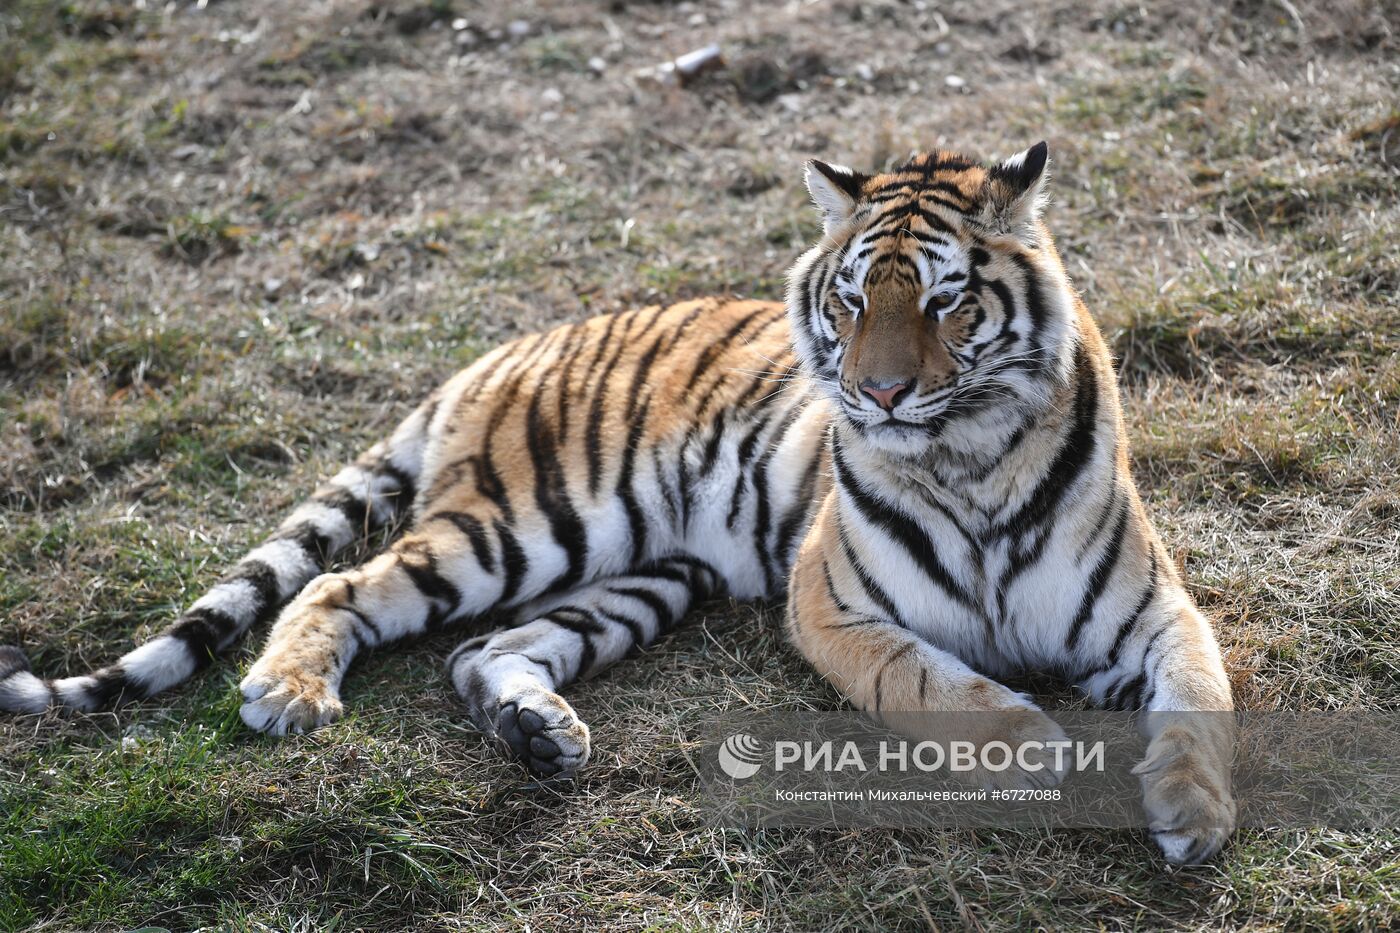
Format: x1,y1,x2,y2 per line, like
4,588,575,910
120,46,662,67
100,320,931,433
925,293,956,314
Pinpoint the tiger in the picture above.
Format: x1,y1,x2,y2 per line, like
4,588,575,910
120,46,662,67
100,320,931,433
0,142,1236,864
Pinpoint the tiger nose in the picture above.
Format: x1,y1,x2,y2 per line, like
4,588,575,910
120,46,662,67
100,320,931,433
860,380,910,411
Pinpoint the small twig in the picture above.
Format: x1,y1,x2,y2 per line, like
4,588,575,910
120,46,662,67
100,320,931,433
1238,437,1280,487
644,126,704,163
1274,0,1308,37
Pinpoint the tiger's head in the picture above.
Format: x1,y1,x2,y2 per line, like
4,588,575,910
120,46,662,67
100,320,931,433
786,143,1080,459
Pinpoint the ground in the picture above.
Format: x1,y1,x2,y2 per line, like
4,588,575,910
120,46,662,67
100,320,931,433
1,0,1397,929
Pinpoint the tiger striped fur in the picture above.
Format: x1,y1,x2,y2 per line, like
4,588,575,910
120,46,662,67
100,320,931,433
1,143,1235,864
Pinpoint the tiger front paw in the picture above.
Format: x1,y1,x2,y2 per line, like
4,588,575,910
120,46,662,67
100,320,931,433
1135,726,1236,865
963,685,1072,792
883,678,1072,792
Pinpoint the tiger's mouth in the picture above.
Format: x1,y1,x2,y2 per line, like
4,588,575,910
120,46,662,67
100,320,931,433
838,399,951,433
840,407,949,446
863,415,927,430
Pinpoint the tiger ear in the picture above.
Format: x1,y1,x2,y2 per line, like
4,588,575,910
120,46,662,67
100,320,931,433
805,160,868,235
979,141,1050,242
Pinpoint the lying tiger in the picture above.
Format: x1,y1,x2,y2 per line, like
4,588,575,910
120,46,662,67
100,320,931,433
0,143,1235,864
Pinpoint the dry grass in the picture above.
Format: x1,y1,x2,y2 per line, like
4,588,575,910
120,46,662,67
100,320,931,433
2,0,1397,929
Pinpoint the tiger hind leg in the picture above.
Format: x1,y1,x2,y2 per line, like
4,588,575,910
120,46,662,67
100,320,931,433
447,556,719,776
239,522,488,735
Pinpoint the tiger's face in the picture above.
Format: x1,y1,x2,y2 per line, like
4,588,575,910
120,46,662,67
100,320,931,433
786,144,1077,458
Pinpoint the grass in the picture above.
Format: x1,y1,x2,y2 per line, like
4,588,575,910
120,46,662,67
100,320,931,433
2,0,1398,929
